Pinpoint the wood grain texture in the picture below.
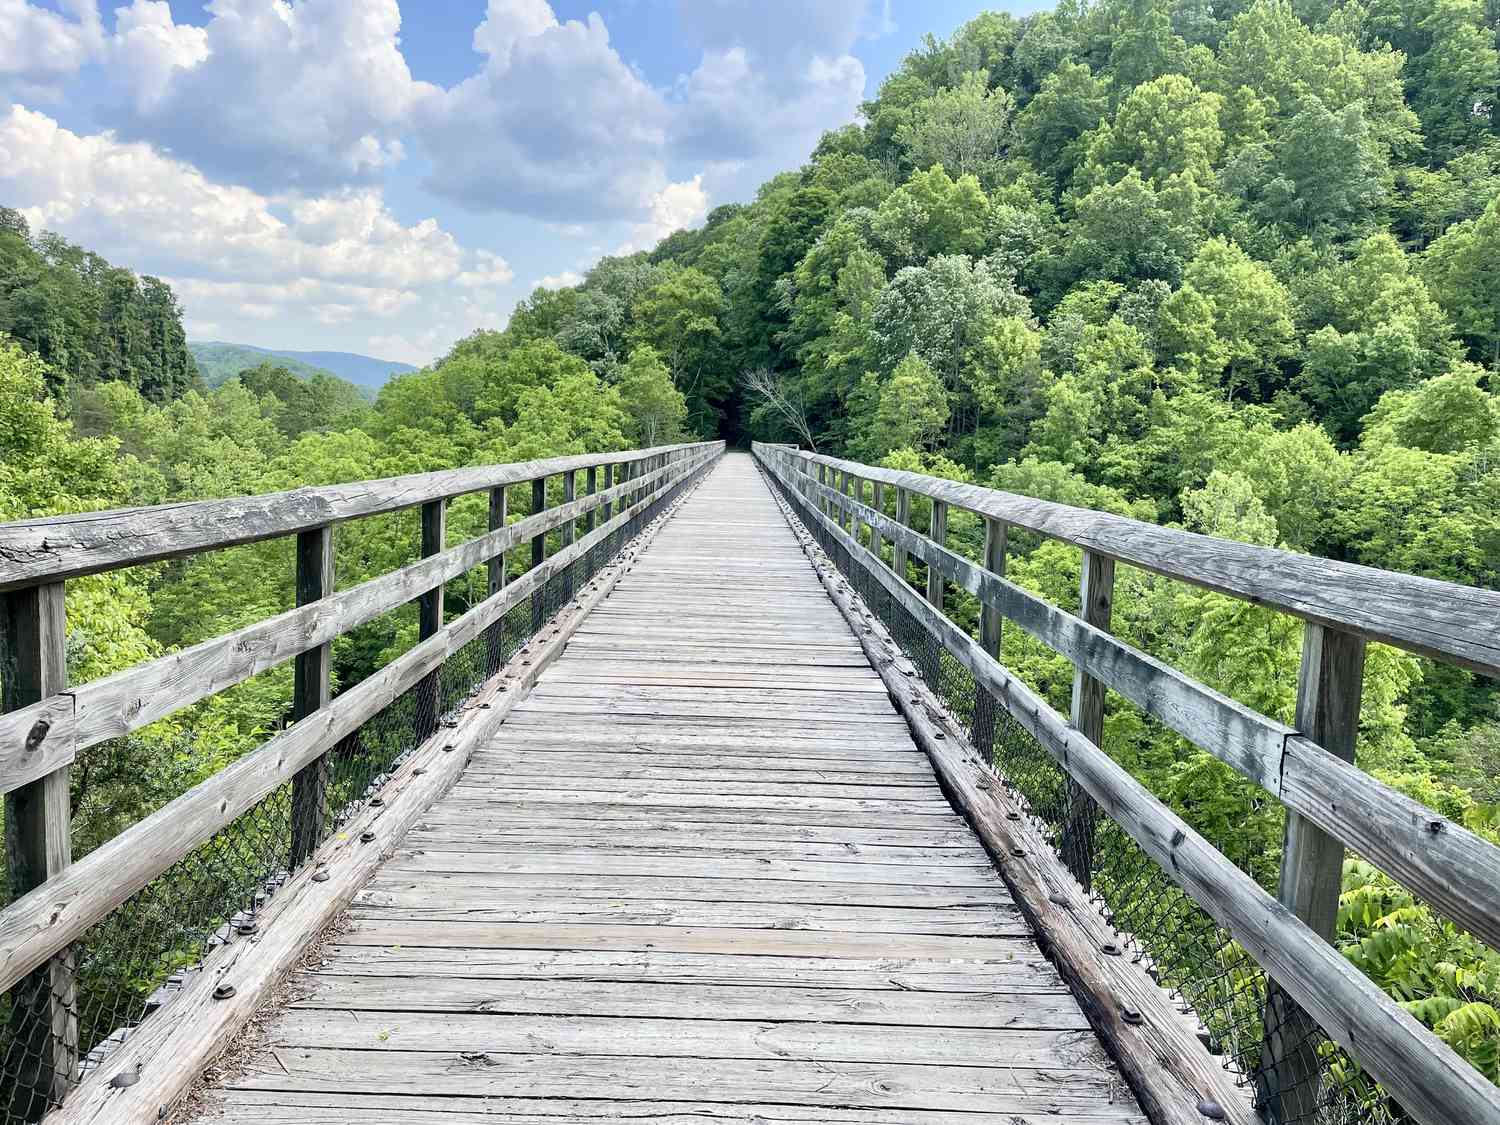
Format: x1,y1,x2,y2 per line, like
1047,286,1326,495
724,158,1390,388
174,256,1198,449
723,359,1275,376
769,446,1500,678
46,445,720,1125
1,446,721,999
757,443,1500,1125
187,453,1142,1125
0,442,719,590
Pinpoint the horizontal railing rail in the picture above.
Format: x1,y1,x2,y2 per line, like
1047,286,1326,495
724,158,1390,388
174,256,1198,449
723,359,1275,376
754,441,1500,1125
0,444,711,591
780,450,1500,678
0,440,724,1122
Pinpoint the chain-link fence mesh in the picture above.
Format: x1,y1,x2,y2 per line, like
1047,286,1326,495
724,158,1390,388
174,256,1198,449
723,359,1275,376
762,458,1402,1125
0,452,704,1124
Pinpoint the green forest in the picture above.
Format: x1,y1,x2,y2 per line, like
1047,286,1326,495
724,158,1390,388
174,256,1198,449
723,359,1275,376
3,0,1500,1093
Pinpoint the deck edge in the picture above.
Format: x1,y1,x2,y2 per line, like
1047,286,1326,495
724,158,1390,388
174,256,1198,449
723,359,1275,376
45,456,720,1125
758,456,1254,1125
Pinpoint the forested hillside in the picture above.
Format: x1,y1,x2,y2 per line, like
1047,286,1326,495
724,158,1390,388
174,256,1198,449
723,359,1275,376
0,209,197,402
3,0,1500,1091
187,342,417,393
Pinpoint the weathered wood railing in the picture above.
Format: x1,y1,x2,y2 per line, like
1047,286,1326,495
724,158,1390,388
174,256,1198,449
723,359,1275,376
754,441,1500,1125
0,439,724,1121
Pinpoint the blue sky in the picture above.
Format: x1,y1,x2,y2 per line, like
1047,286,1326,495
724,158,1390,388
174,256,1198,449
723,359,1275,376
0,1,1039,365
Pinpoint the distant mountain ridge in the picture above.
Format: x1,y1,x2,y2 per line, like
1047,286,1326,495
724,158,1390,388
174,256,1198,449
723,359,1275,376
189,342,418,392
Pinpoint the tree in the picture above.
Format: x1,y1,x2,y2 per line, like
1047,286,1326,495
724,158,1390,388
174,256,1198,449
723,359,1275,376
617,345,688,447
742,366,818,450
895,71,1014,182
627,264,727,433
1424,198,1500,371
872,164,992,266
859,353,950,457
1015,61,1113,191
1260,97,1390,237
1077,74,1224,190
1163,237,1295,399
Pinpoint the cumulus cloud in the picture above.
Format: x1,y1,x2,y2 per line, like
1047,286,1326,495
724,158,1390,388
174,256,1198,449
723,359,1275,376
0,105,505,362
0,0,103,98
0,106,463,287
103,0,432,193
416,6,668,221
669,0,868,201
616,175,710,254
533,270,585,290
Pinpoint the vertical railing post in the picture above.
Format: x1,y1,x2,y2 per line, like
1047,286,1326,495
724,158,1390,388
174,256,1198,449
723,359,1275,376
1258,624,1366,1123
485,485,507,672
289,525,334,867
601,463,614,521
531,476,547,631
417,499,446,738
561,470,577,601
585,466,598,533
817,464,828,518
870,481,885,562
1063,550,1114,888
892,487,912,584
3,581,77,1118
925,499,947,609
980,517,1007,657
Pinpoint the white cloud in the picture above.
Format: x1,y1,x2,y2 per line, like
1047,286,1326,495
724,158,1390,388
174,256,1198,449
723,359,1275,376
104,0,433,192
456,250,515,288
533,270,585,290
472,0,557,67
0,106,508,365
417,7,668,221
0,0,103,98
616,175,710,254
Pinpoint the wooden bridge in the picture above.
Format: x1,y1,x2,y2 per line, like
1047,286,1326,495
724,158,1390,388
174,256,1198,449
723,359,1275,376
1,444,1498,1125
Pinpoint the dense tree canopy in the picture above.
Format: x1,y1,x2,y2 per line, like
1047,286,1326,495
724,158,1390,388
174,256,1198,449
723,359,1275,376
4,0,1500,1090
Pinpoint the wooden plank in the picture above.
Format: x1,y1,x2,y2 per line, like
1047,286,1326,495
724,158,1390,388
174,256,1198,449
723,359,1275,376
759,444,1500,1125
339,918,1033,960
360,869,1012,907
0,442,720,590
0,448,722,998
403,835,989,864
223,1050,1135,1116
0,692,74,798
385,851,994,885
1063,549,1113,887
204,1090,1147,1124
2,581,77,1118
267,1009,1100,1068
1258,624,1366,1121
291,973,1088,1026
346,899,1022,936
315,946,1063,991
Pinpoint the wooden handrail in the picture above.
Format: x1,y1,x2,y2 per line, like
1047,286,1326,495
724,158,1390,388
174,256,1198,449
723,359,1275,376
0,442,715,591
0,443,723,997
755,442,1500,1125
784,449,1500,678
0,451,706,794
774,449,1500,950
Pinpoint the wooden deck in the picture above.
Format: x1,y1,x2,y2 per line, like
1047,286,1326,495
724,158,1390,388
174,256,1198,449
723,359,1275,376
192,453,1143,1124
